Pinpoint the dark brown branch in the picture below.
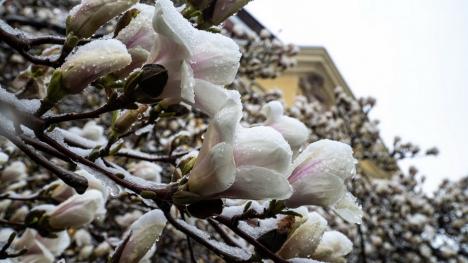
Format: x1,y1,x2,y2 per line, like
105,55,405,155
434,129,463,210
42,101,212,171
5,15,66,35
35,132,176,199
0,126,88,194
208,218,242,248
215,216,288,263
43,94,131,126
157,201,251,263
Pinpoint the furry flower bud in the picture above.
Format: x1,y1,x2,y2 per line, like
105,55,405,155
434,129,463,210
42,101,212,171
117,210,167,263
47,190,105,230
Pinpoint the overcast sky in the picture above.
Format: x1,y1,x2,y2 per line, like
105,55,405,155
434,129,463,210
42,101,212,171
246,0,468,192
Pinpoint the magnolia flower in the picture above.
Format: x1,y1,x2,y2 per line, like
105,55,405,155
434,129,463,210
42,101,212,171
67,0,138,39
47,189,105,230
285,139,362,224
118,209,167,263
311,230,353,262
55,39,131,95
1,161,27,184
148,0,241,113
128,161,162,182
187,93,292,200
262,101,310,154
277,212,327,259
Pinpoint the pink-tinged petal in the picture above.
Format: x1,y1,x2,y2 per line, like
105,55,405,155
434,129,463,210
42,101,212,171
221,166,292,200
286,174,346,208
289,139,356,181
190,31,241,85
234,126,292,175
188,142,236,196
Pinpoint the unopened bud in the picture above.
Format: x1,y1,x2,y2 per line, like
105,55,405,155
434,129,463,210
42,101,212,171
67,0,139,39
112,105,148,135
125,64,168,103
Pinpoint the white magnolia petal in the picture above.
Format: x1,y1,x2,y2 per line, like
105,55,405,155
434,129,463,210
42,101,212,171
189,142,236,196
153,0,195,56
193,79,240,117
271,117,309,151
289,139,356,180
234,126,292,174
286,174,346,208
48,190,105,229
312,230,353,261
221,166,292,200
119,209,167,263
38,230,71,256
180,61,195,103
263,100,284,123
190,31,241,85
333,192,363,224
278,212,327,259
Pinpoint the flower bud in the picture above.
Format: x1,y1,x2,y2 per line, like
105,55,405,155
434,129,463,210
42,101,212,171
47,189,105,230
0,151,8,165
262,101,310,154
124,64,168,103
128,161,162,182
67,0,139,39
1,161,27,184
112,105,148,135
211,0,252,25
117,209,167,263
312,230,353,262
277,212,327,259
59,39,131,95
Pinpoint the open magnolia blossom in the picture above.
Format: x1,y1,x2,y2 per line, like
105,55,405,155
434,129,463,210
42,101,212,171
47,39,131,102
262,100,310,154
46,189,106,230
187,91,293,200
117,209,167,263
128,161,162,182
148,0,241,112
67,0,138,39
285,139,363,224
116,3,158,75
277,212,328,259
311,230,353,262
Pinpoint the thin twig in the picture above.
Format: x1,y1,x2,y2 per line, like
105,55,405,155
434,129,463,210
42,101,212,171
215,216,288,263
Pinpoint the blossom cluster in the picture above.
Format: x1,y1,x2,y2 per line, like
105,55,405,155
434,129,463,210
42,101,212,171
0,0,363,262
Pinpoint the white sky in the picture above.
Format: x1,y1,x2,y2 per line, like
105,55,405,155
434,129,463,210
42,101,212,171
246,0,468,192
